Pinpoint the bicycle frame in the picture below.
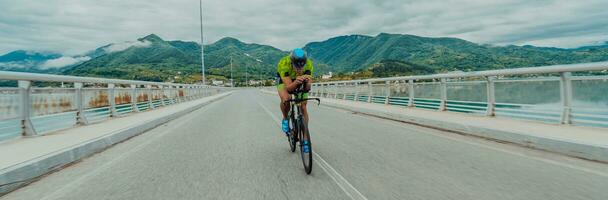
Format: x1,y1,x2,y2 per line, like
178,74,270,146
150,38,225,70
285,84,319,174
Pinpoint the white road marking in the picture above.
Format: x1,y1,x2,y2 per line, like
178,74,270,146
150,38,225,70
369,116,608,178
40,106,213,200
255,98,369,200
318,100,608,178
262,90,608,178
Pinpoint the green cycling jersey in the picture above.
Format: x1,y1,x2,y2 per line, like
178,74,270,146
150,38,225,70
276,55,314,98
276,55,314,81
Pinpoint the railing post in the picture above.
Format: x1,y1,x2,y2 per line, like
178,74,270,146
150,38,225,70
18,80,37,136
203,86,207,97
191,86,196,99
74,82,89,125
486,76,496,116
186,86,191,101
131,84,140,112
354,82,359,101
108,83,118,117
367,82,373,103
560,72,573,124
176,86,182,103
439,78,447,111
190,86,195,100
147,85,155,110
197,86,201,98
334,83,338,99
187,86,192,100
197,86,202,98
318,84,322,97
178,86,183,103
159,85,166,106
343,83,348,100
170,86,176,104
384,81,390,105
408,80,415,107
319,84,323,97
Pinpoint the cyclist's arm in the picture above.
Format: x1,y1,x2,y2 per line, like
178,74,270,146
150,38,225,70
302,68,313,92
304,78,312,92
282,76,301,93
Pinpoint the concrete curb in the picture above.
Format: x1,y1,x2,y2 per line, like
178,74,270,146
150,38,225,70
0,92,232,195
320,100,608,163
260,89,608,163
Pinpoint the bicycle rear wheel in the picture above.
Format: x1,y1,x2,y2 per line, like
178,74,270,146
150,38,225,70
298,117,313,174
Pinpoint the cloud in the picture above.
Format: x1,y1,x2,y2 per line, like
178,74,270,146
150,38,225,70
41,56,90,69
0,0,607,55
103,40,151,53
0,61,37,69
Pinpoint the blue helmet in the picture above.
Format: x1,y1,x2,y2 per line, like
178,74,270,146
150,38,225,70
290,48,307,68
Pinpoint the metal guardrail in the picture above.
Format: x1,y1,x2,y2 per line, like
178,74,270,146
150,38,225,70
310,61,608,128
0,71,230,141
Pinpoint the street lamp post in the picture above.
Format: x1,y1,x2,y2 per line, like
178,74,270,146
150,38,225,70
199,0,205,85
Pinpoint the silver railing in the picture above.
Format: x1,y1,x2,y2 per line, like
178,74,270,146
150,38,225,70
311,61,608,128
0,71,230,141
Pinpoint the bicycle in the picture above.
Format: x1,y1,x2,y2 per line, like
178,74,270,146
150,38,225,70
286,84,320,174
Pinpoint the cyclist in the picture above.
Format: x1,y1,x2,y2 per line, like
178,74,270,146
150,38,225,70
276,48,314,152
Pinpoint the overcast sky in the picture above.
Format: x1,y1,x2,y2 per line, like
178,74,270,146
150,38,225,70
1,0,607,55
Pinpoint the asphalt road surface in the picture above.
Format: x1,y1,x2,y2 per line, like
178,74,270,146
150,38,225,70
3,90,608,200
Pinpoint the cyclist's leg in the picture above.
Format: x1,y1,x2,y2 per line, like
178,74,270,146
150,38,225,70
300,92,310,141
301,93,309,123
277,83,291,119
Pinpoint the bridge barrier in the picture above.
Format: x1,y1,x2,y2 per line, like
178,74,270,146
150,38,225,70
311,61,608,128
0,71,231,142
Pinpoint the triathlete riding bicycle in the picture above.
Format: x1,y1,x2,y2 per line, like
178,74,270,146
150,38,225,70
277,48,314,152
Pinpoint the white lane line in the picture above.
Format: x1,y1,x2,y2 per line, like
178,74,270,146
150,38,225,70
260,92,608,178
40,105,213,200
255,98,368,200
354,111,608,178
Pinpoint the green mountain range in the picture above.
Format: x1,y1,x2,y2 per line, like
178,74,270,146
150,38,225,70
3,33,608,84
62,34,287,83
0,50,62,73
304,33,608,73
63,34,201,82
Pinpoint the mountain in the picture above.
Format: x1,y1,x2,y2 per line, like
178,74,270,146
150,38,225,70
4,33,608,84
0,50,63,73
0,50,61,62
62,34,200,82
62,34,286,83
304,33,608,73
203,37,286,81
0,45,114,74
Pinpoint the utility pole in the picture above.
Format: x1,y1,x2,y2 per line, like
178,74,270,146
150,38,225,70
230,56,233,87
199,0,205,85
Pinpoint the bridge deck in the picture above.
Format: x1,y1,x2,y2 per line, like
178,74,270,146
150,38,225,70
2,90,608,200
314,94,608,162
0,92,231,195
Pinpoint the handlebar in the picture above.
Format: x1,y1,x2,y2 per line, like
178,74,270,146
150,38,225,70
287,97,321,105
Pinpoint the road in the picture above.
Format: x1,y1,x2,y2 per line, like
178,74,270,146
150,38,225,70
3,89,608,200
